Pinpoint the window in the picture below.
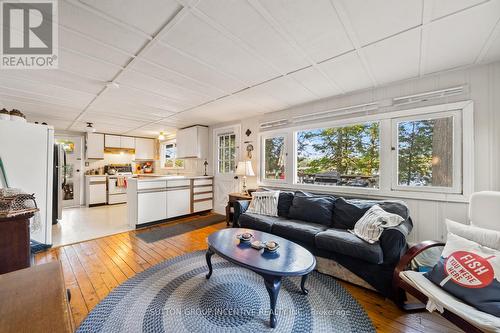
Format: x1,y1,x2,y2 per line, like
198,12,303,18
263,135,286,180
393,112,460,192
160,141,184,169
217,132,236,174
296,122,380,188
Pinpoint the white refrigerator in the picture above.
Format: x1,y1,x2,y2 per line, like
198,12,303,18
0,120,54,245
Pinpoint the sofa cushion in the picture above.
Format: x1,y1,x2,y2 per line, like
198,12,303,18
238,213,282,233
277,191,294,218
315,228,384,264
288,195,335,226
332,198,410,230
272,220,328,246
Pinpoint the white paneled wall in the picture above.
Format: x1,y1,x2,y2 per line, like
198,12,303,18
209,61,500,243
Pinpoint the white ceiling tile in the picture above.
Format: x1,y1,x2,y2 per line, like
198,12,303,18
144,44,246,93
118,71,210,107
247,76,317,107
196,0,309,73
288,67,342,98
131,59,224,98
90,98,175,120
126,123,177,138
482,30,500,64
60,29,131,67
23,114,73,130
161,13,280,85
363,28,421,84
430,0,487,20
0,70,104,95
340,0,422,45
101,86,190,112
0,99,81,119
234,86,289,111
80,113,146,129
259,0,353,62
79,0,182,35
0,86,87,110
423,0,500,74
319,52,373,92
59,49,121,82
58,1,148,54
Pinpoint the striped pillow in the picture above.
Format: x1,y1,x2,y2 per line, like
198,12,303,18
351,205,404,244
247,191,280,217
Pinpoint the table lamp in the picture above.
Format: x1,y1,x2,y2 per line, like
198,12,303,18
235,161,255,194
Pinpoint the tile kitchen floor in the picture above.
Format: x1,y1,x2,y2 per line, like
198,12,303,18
51,204,133,247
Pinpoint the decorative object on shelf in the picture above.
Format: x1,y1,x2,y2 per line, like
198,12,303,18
235,161,255,194
236,232,253,242
0,108,10,121
244,141,254,159
9,109,26,122
85,122,96,133
245,128,252,137
203,160,208,176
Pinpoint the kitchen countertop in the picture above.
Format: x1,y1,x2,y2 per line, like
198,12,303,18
130,175,213,182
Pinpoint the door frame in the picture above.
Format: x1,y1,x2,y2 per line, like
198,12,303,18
55,134,84,207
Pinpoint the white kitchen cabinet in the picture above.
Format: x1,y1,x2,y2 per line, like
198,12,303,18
86,133,104,159
135,138,155,160
166,188,191,218
176,126,208,159
120,136,135,149
105,134,121,148
137,190,167,225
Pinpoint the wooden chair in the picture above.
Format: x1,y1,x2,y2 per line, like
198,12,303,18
393,191,500,333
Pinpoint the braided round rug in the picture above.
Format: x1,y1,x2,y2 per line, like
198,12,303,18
77,251,375,333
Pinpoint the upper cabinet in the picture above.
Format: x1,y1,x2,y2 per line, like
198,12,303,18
86,133,104,159
105,134,135,149
135,138,155,160
176,125,208,159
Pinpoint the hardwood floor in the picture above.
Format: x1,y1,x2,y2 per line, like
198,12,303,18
35,213,460,332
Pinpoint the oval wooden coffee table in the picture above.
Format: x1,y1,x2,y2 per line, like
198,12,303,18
205,228,316,328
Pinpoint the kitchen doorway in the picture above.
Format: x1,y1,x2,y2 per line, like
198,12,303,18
55,135,84,207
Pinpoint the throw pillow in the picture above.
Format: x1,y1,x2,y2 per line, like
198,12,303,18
277,191,294,218
246,191,280,217
332,198,376,229
288,195,335,226
445,219,500,251
425,233,500,317
351,205,404,243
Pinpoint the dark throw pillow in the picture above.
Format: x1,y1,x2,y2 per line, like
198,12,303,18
332,198,375,229
277,191,294,218
288,195,335,226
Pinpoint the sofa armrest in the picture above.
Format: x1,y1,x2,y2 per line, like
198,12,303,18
233,200,251,227
379,217,414,265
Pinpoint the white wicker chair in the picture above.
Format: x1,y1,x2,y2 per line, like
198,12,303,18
394,191,500,333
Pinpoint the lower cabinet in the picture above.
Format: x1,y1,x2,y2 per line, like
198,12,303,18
166,189,191,218
138,190,167,225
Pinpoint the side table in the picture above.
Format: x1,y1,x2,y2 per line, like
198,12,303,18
225,192,252,226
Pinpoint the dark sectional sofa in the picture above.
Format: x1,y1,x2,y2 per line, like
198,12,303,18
234,190,413,298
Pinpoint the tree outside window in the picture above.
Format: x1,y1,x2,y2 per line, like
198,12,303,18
296,122,380,188
264,136,286,180
397,116,453,187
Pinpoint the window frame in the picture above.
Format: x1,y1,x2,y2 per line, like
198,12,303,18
260,132,288,183
216,130,238,175
391,110,462,194
159,140,184,170
258,100,474,203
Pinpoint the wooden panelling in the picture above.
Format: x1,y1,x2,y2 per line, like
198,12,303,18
34,214,461,332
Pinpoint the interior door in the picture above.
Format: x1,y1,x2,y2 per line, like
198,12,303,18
55,135,83,207
213,126,240,214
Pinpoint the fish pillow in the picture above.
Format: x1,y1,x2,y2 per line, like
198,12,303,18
425,233,500,316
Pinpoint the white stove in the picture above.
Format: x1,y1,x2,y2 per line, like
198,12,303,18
105,165,133,205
